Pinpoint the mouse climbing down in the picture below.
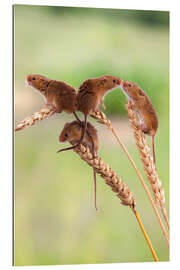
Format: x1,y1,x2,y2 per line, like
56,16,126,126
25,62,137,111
120,80,158,165
58,120,99,210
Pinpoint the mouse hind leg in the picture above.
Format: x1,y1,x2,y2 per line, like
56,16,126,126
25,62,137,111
140,123,149,134
136,112,147,132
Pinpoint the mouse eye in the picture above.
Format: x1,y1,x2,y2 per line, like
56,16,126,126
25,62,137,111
128,83,132,87
112,79,116,83
31,77,36,80
64,133,68,138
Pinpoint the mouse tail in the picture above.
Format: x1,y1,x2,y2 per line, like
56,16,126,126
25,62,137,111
57,144,80,153
73,112,82,123
73,112,95,154
77,114,87,146
152,135,156,166
93,169,98,211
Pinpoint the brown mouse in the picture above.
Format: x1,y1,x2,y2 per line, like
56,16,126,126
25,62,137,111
59,75,121,153
26,74,82,122
120,80,158,165
58,120,99,210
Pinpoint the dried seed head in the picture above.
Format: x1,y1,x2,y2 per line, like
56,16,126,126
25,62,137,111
15,107,55,131
73,143,136,209
125,102,166,209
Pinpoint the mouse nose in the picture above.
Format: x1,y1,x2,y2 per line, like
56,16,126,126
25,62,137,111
25,75,32,86
26,75,31,82
117,78,122,85
26,75,33,85
122,81,127,88
59,135,66,142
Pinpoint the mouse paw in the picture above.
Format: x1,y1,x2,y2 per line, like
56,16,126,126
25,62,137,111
43,104,57,112
100,99,106,109
127,99,134,110
93,108,101,114
140,123,149,134
51,105,58,113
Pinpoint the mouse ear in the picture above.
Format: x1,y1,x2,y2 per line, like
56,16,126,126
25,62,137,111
64,122,70,129
76,125,81,132
101,78,107,85
79,79,91,91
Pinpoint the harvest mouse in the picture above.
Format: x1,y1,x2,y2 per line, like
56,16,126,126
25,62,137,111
26,74,78,117
58,120,99,210
120,80,158,165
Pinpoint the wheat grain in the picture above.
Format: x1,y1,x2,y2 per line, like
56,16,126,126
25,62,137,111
15,107,55,131
74,144,136,208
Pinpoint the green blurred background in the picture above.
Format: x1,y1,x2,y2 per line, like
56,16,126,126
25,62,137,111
14,5,169,266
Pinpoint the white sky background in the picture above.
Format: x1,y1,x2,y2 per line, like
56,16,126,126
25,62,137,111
0,0,179,269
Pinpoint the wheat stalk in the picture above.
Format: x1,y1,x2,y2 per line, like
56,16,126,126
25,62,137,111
90,110,169,246
72,143,158,261
15,107,55,131
126,101,169,230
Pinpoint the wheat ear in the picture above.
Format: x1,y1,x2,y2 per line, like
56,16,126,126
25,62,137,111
126,102,170,231
15,107,55,131
72,144,158,261
90,110,169,246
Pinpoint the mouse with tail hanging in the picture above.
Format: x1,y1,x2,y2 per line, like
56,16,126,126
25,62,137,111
58,120,99,210
120,80,158,166
58,75,122,153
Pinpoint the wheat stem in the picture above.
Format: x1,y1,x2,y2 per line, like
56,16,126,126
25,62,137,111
126,102,169,231
90,110,169,246
132,209,158,261
161,207,170,230
15,107,55,131
72,144,158,261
